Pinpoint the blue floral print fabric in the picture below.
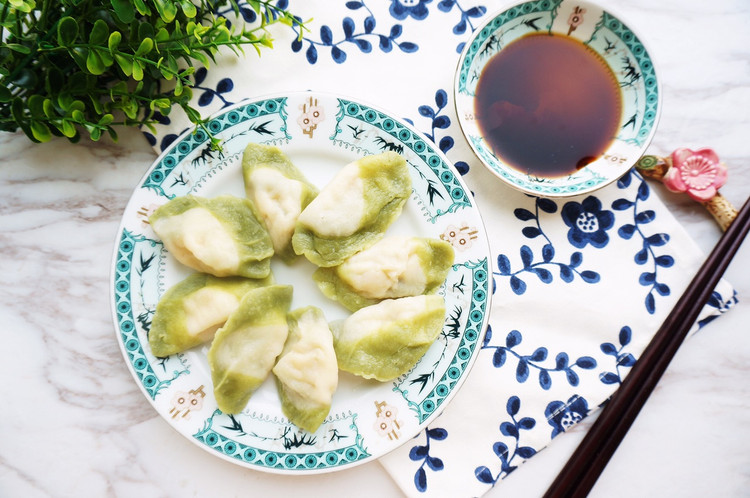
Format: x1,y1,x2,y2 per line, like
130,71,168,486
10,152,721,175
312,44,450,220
142,1,737,497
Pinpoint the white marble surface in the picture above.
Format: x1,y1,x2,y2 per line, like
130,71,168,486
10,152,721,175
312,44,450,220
1,0,748,496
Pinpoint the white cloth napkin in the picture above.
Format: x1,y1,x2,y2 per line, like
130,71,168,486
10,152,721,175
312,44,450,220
142,2,736,496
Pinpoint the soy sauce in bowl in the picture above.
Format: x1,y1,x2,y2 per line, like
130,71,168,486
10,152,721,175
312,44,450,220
474,33,622,178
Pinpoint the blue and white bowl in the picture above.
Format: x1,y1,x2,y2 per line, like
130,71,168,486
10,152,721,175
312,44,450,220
454,0,660,197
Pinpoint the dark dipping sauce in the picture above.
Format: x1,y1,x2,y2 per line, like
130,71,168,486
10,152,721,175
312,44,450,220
474,33,622,178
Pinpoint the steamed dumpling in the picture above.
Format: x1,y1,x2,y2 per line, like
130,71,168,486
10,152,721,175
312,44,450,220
313,236,455,311
292,151,411,267
273,307,338,432
148,273,273,357
241,144,318,262
331,295,446,381
149,194,273,278
207,285,293,414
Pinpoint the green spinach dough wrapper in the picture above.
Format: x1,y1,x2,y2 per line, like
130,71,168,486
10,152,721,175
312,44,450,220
273,306,338,433
149,194,273,278
292,151,411,267
148,272,274,357
207,285,293,414
313,236,455,311
331,294,445,381
241,144,318,262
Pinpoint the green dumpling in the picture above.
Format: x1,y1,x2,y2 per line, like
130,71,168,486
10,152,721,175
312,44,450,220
292,151,412,267
273,307,338,433
148,272,273,357
313,236,455,311
241,144,318,262
331,294,445,381
207,285,293,414
149,194,273,278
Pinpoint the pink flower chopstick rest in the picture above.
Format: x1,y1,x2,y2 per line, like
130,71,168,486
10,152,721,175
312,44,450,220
637,148,738,231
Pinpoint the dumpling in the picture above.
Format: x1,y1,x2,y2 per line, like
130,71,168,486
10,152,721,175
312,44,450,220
241,144,318,262
148,272,273,357
207,284,293,414
313,236,455,311
292,151,411,267
331,295,445,381
273,307,338,432
149,194,273,278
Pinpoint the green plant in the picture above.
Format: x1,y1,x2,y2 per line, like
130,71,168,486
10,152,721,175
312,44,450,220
0,0,304,145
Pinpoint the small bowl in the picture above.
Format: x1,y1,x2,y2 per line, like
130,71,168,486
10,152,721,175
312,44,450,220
454,0,660,197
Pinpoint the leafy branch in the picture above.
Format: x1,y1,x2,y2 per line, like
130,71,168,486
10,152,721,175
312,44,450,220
0,0,306,146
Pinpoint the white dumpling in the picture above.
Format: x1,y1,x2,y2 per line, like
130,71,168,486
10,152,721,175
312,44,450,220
149,195,273,278
313,236,455,311
331,295,445,381
242,144,318,262
273,306,338,432
292,151,412,267
148,273,273,357
207,285,293,414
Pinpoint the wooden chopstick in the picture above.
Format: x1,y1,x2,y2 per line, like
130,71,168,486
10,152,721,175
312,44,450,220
543,196,750,498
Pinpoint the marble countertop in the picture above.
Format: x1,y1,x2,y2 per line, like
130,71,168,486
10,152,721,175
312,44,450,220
1,0,748,496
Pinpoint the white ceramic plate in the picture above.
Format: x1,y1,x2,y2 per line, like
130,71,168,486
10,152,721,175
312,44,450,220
111,91,492,474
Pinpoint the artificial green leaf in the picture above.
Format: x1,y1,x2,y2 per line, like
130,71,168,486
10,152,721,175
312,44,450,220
5,43,32,54
98,114,114,126
57,17,79,47
124,99,139,119
108,31,122,52
135,38,154,57
114,54,133,76
9,0,36,14
43,99,56,118
27,94,45,118
158,63,173,80
132,60,143,80
154,0,178,22
89,94,104,115
45,67,64,96
150,98,171,109
86,49,105,75
213,26,231,44
0,85,12,103
154,27,169,43
138,22,155,42
179,0,197,18
110,0,135,23
57,93,74,111
30,120,52,142
12,96,28,121
192,51,209,66
11,68,39,89
98,49,114,68
19,122,38,143
133,0,150,15
89,19,110,45
70,100,86,112
70,47,89,72
60,119,78,138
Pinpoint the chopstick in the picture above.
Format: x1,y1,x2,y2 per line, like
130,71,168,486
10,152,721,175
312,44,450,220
544,196,750,498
